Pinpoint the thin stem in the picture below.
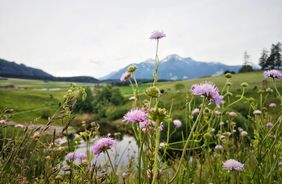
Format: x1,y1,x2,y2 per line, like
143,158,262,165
138,131,144,184
105,150,116,175
169,98,205,183
151,119,161,184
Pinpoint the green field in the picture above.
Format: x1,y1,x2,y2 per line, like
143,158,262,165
0,71,281,124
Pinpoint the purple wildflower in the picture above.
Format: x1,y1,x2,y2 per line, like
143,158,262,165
215,145,224,150
191,82,223,107
120,71,132,81
149,31,166,40
75,152,87,161
266,122,273,128
278,162,282,166
93,137,115,155
123,109,148,124
223,159,244,171
173,119,182,128
65,152,76,161
263,70,282,79
139,119,154,129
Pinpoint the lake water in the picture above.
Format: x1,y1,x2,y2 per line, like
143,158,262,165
57,134,138,172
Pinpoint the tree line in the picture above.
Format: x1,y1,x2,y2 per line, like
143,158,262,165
259,42,281,69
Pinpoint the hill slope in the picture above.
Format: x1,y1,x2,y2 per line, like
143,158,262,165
0,58,99,83
0,58,52,78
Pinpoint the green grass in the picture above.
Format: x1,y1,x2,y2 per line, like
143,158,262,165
0,71,281,124
0,78,92,89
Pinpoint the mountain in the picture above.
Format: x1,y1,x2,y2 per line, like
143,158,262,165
0,58,52,78
101,54,241,80
0,58,99,83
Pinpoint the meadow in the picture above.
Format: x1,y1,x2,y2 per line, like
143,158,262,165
1,33,282,183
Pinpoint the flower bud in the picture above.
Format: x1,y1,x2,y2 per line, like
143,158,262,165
225,73,232,78
241,82,248,88
127,65,137,72
146,86,160,98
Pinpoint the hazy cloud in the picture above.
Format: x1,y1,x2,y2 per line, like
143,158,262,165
0,0,281,78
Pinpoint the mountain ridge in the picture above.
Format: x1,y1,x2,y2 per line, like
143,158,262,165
101,54,242,80
0,58,99,83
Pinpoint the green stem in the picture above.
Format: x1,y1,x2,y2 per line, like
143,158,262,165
138,132,144,184
272,79,282,104
225,87,245,109
106,150,116,175
151,119,161,184
169,98,205,183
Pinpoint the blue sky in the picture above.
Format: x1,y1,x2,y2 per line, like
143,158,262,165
0,0,281,77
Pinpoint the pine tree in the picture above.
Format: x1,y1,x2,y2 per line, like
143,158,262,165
267,43,281,69
259,49,269,70
239,51,253,73
273,42,282,69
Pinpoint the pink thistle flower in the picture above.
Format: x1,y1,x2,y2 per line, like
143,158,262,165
75,152,87,161
223,159,244,171
173,119,182,128
93,137,115,155
65,152,76,161
191,82,223,107
123,109,148,124
263,70,282,79
149,31,166,40
120,71,132,81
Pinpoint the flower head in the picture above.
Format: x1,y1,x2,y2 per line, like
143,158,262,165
75,152,87,161
173,119,182,128
223,159,244,171
220,121,225,126
269,103,277,108
0,120,7,125
65,152,76,161
266,122,273,128
263,70,282,79
120,71,132,81
139,119,154,129
123,109,148,124
228,112,237,117
215,145,224,150
93,137,115,155
240,131,248,137
192,108,200,115
191,82,223,107
149,31,166,40
253,110,262,115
